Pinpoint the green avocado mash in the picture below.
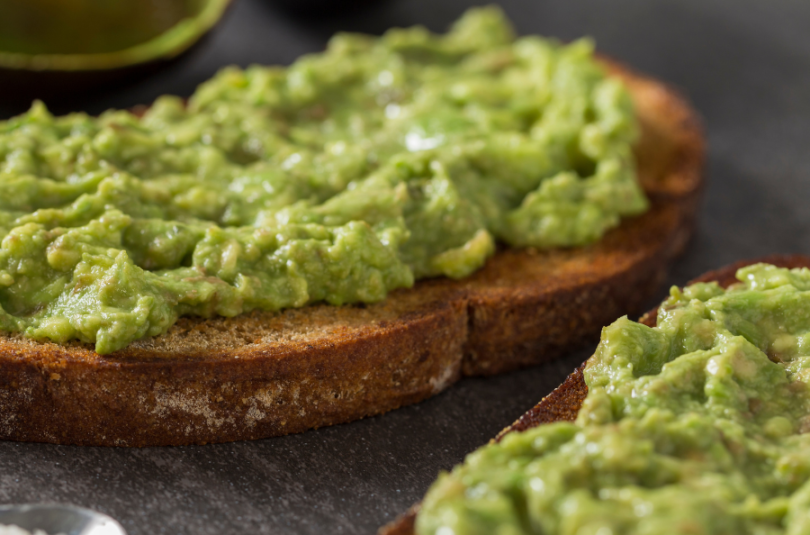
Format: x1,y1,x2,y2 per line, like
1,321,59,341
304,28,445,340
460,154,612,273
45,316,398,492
417,263,810,535
0,7,645,354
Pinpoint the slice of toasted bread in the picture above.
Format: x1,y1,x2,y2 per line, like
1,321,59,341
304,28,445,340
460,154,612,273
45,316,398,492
379,255,810,535
0,59,704,447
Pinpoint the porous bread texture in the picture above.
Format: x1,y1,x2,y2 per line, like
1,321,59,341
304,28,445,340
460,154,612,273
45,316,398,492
379,255,810,535
0,59,704,446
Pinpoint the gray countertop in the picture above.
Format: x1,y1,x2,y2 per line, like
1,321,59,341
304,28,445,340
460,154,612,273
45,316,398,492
2,0,810,533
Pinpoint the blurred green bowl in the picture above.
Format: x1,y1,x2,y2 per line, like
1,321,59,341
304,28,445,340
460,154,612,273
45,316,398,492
0,0,233,102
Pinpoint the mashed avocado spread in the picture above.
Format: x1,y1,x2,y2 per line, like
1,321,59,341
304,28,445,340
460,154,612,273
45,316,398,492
417,263,810,535
0,7,645,354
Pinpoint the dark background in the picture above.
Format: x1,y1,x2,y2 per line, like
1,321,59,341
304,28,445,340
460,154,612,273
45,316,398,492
1,0,809,533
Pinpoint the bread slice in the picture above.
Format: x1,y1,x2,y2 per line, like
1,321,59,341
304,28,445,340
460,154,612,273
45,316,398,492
0,59,704,447
378,255,810,535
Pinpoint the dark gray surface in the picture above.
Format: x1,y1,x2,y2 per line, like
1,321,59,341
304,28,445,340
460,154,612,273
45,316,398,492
1,0,810,533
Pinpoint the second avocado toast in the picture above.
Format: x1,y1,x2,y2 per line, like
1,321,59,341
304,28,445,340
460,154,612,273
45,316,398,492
384,256,810,535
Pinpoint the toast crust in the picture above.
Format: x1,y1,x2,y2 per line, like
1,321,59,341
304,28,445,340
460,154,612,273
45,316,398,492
380,255,810,535
0,60,704,447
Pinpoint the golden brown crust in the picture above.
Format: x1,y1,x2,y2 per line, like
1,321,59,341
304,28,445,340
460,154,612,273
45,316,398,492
0,59,705,447
380,255,810,535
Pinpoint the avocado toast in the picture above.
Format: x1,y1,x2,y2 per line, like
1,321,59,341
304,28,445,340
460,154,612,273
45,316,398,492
382,255,810,535
0,12,703,446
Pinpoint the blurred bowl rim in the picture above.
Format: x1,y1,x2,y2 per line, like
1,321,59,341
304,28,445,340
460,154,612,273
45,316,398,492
0,503,127,535
0,0,232,72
